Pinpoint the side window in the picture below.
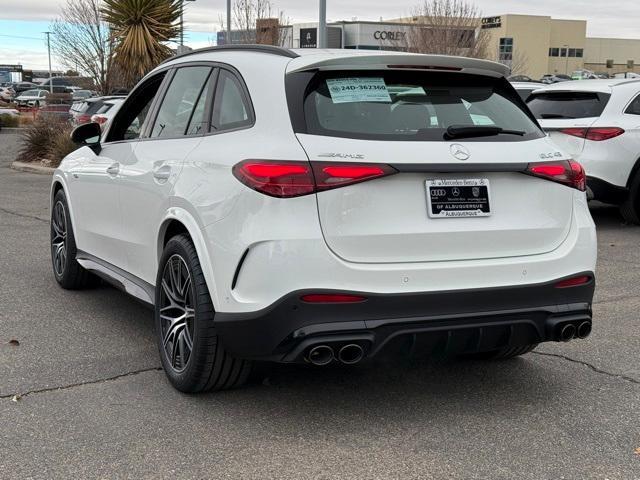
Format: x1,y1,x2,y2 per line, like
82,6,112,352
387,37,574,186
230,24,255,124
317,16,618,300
625,95,640,115
105,72,166,142
151,66,212,138
211,70,253,131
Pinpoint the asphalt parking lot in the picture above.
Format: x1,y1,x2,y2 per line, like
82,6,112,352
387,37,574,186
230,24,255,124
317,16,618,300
0,131,639,479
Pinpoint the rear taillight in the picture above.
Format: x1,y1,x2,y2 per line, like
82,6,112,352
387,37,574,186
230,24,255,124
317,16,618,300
232,160,397,198
560,127,625,141
525,160,586,192
92,115,108,125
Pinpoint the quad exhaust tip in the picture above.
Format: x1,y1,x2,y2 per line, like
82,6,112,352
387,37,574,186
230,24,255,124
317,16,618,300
306,344,366,365
577,321,592,339
559,324,576,342
307,345,334,366
338,344,365,365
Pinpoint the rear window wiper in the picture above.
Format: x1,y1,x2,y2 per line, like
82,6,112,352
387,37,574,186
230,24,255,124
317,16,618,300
539,113,576,119
444,125,526,140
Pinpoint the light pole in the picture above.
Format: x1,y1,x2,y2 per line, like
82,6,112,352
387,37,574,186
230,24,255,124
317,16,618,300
180,0,196,52
318,0,327,49
44,31,52,93
563,44,569,75
227,0,231,45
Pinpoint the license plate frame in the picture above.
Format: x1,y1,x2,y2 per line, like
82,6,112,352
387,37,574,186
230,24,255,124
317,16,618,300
426,178,491,219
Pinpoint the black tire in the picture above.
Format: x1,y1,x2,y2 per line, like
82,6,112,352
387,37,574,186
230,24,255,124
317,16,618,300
620,171,640,224
51,189,94,289
155,234,252,393
462,343,538,361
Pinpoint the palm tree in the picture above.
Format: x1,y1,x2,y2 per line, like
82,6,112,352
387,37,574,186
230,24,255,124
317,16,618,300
101,0,183,86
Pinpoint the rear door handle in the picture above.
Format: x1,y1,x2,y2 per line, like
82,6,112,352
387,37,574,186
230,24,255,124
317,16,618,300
153,165,172,181
106,163,120,176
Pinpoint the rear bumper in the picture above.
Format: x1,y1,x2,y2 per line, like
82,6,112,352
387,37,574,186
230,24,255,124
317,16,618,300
214,273,595,363
587,176,628,204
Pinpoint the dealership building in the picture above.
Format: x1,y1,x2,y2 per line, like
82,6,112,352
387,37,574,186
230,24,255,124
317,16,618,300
233,15,640,79
478,14,640,78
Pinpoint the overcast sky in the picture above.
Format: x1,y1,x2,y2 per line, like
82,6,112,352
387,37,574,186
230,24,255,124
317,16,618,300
1,0,639,70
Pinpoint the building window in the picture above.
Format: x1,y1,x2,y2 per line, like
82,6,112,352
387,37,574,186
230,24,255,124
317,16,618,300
568,48,577,57
575,49,584,58
549,48,559,57
560,47,567,57
499,37,513,62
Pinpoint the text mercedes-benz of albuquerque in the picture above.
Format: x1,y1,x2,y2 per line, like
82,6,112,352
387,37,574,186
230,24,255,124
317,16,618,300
50,46,597,392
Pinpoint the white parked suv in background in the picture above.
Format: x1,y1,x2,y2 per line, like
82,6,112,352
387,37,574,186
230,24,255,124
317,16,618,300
527,79,640,223
51,46,597,393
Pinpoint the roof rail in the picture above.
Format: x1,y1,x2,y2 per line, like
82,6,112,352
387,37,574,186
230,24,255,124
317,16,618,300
161,44,299,65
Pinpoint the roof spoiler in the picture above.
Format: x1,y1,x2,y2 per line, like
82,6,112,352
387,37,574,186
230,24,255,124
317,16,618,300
287,54,510,78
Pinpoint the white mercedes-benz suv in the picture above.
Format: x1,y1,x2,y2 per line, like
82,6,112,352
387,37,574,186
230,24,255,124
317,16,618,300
527,79,640,223
50,46,597,393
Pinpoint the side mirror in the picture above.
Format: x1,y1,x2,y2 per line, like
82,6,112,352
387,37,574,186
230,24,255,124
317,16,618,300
71,122,101,152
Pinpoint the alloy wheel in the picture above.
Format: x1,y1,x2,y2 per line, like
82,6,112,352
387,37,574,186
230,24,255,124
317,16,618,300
51,201,67,277
159,254,195,372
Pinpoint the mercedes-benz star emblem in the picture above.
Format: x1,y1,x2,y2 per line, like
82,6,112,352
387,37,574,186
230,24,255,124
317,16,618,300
452,187,461,197
450,144,470,161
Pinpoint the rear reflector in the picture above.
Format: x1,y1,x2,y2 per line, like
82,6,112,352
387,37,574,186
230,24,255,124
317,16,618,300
555,275,592,288
233,160,397,198
560,127,625,141
301,294,367,303
526,160,586,191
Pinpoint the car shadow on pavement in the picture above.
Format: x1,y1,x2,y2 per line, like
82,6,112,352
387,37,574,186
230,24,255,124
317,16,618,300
186,355,565,430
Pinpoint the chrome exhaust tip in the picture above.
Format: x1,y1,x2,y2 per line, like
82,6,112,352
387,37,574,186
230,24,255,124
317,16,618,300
307,345,334,366
337,344,364,365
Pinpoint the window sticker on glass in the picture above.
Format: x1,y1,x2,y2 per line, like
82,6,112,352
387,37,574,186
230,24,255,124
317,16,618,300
326,78,392,104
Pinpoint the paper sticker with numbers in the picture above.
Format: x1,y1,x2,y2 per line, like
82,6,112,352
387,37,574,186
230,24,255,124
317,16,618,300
326,78,392,104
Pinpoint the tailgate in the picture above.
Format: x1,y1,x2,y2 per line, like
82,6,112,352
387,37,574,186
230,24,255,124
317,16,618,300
298,134,573,264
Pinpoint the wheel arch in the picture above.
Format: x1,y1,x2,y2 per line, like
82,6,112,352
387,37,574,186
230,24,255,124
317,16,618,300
50,175,79,239
627,155,640,189
157,209,221,309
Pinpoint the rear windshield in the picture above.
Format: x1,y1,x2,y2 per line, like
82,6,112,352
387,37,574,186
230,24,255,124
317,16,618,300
85,101,106,115
290,71,543,142
527,91,609,119
95,103,113,114
71,101,89,113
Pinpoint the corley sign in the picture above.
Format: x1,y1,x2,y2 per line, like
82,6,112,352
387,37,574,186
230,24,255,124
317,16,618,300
373,30,406,41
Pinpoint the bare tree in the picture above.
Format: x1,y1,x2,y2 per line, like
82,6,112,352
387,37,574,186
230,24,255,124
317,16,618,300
507,50,530,76
220,0,290,46
396,0,489,58
50,0,122,94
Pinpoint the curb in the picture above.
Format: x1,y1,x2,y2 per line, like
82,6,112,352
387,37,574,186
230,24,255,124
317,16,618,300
10,161,55,175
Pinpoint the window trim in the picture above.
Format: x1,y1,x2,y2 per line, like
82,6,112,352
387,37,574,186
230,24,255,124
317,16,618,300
104,60,256,145
147,65,216,140
624,93,640,116
102,70,171,145
209,66,256,135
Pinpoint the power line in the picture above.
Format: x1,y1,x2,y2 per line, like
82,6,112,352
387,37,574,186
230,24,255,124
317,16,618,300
0,33,44,41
